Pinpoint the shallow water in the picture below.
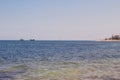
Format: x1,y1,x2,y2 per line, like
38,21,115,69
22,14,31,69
0,41,120,80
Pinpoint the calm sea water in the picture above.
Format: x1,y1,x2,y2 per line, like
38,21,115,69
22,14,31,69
0,40,120,64
0,41,120,80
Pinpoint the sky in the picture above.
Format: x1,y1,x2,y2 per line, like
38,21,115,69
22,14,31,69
0,0,120,40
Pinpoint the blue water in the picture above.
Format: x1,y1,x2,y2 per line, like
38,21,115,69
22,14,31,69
0,40,120,64
1,41,120,80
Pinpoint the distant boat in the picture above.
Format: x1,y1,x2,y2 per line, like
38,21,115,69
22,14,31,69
20,39,24,41
29,39,35,41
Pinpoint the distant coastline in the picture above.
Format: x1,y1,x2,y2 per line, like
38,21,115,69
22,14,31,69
100,34,120,42
101,40,120,42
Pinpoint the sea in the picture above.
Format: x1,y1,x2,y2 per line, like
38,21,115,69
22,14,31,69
0,40,120,80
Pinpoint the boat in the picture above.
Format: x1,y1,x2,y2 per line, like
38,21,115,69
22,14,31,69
20,39,24,41
29,39,35,41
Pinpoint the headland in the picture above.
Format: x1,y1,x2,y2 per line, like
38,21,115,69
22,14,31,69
101,35,120,42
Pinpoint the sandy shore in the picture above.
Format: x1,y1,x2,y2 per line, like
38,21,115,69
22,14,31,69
97,40,120,42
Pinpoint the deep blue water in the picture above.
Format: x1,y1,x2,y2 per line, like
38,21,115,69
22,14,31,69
0,40,120,64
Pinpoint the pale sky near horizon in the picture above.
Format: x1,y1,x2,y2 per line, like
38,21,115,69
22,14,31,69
0,0,120,40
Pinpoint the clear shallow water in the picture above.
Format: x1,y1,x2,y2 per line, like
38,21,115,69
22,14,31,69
0,41,120,80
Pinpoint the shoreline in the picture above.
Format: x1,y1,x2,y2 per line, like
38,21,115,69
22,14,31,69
96,40,120,42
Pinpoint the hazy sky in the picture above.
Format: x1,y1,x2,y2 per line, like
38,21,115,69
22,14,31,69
0,0,120,40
